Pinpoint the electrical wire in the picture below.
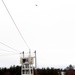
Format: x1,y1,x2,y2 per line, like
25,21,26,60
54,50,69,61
0,53,20,57
0,42,21,53
2,0,30,50
0,49,19,53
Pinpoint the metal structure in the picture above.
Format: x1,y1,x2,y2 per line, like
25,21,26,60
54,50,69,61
20,51,37,75
2,1,37,75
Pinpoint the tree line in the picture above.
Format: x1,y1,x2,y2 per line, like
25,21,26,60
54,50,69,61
0,65,74,75
0,65,61,75
0,65,21,75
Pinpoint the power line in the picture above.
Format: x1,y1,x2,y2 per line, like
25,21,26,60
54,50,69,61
0,53,20,57
0,42,20,53
2,0,30,50
0,49,19,53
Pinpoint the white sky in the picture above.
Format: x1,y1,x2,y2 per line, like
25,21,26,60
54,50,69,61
0,0,75,68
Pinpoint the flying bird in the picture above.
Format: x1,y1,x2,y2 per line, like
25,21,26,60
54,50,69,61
35,4,38,6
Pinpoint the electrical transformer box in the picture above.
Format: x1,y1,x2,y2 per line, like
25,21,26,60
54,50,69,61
20,57,34,64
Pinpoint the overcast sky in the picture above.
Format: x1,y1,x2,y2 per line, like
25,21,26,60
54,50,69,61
0,0,75,68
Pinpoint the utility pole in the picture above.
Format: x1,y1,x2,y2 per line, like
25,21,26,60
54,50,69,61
23,51,24,58
34,51,37,75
